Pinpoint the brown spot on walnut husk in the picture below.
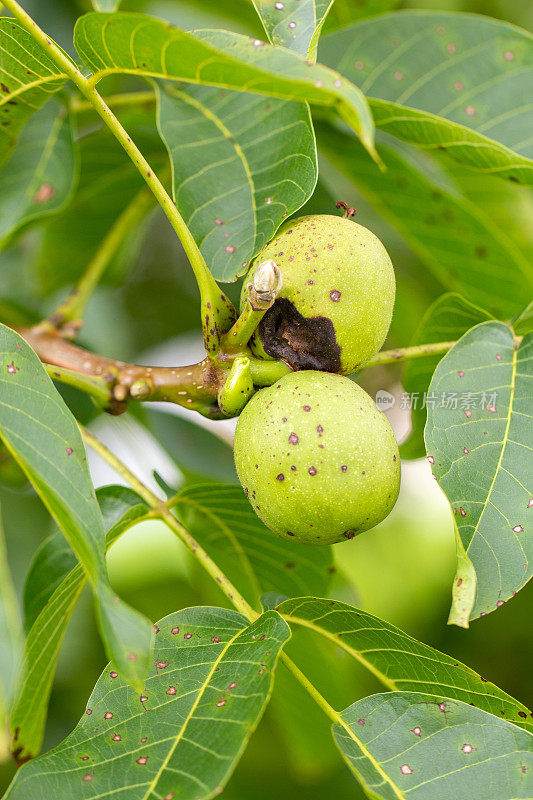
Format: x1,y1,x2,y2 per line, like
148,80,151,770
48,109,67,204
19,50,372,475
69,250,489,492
256,297,341,372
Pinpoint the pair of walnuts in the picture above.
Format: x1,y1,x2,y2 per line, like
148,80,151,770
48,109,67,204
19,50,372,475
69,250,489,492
233,214,400,546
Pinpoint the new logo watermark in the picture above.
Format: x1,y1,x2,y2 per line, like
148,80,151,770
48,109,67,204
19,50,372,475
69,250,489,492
375,390,396,411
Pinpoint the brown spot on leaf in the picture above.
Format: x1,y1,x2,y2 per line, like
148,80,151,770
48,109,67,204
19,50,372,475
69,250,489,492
33,183,55,204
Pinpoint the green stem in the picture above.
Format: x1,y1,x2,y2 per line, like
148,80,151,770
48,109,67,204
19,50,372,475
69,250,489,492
280,653,338,724
44,364,111,407
71,90,156,115
248,358,291,385
221,259,282,355
2,0,231,318
363,340,456,368
222,302,269,355
282,658,405,800
49,186,156,328
80,426,258,620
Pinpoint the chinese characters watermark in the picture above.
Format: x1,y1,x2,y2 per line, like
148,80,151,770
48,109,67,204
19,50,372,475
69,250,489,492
375,389,498,413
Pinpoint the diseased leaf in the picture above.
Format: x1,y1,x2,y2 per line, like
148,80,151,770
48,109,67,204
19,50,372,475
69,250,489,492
11,486,149,762
252,0,335,58
73,12,376,166
175,484,335,608
321,11,533,183
156,81,317,281
424,322,533,625
317,125,533,315
5,608,291,800
277,597,532,730
0,502,22,762
0,19,67,166
0,325,153,689
0,99,77,249
401,294,494,459
334,692,533,800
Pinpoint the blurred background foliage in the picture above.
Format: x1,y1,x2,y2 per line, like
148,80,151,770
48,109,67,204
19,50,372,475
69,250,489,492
0,0,532,796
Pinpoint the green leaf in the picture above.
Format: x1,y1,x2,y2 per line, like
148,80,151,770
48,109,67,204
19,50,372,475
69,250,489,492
0,324,153,689
512,300,533,335
175,484,335,608
401,294,494,460
324,0,400,30
0,19,67,167
0,99,77,249
334,691,533,800
252,0,335,58
11,486,149,762
277,597,532,729
73,12,376,161
156,81,317,281
0,502,22,761
23,485,148,631
320,11,533,183
424,322,533,625
317,125,533,315
37,110,165,294
5,607,291,800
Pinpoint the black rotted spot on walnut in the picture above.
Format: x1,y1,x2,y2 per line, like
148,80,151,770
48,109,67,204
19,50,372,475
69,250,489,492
257,297,341,372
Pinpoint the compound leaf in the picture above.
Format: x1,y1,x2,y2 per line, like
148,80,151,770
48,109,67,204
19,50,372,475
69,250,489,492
0,325,153,690
5,608,290,800
334,692,533,800
23,485,147,630
425,322,533,625
73,11,376,163
321,11,533,183
278,596,532,730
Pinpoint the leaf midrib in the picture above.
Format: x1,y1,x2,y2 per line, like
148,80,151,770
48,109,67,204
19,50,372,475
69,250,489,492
467,340,519,580
140,623,245,799
335,713,407,800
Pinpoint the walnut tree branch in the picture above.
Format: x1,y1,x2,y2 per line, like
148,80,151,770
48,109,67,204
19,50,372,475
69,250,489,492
21,327,227,418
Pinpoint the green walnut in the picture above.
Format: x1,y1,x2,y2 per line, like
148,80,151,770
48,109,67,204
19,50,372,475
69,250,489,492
234,371,400,545
241,214,395,374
